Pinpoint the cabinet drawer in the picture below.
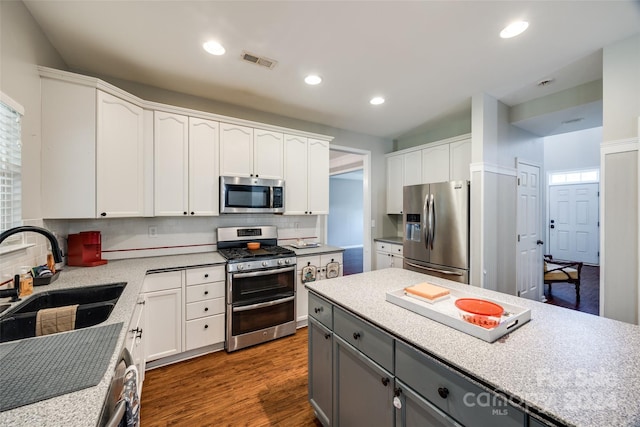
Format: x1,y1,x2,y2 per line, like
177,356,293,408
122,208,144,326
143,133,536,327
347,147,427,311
308,292,333,328
391,244,403,256
185,314,225,351
186,281,225,303
298,255,321,270
320,252,343,265
375,241,389,252
142,270,182,292
186,297,225,320
186,265,225,285
334,306,394,373
395,341,524,427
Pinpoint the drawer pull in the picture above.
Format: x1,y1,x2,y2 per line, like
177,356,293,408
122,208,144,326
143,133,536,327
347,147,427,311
438,387,449,399
204,307,209,312
353,332,361,340
204,273,209,278
204,324,209,329
381,377,389,387
314,306,323,314
204,291,209,295
324,333,331,340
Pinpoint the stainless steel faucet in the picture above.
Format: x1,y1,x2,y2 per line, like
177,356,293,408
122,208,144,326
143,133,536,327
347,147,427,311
0,226,64,301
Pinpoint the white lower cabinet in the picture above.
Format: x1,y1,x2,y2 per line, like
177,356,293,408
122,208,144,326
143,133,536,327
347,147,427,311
143,271,183,362
375,241,404,270
126,294,146,396
296,252,343,326
184,265,226,351
142,264,226,364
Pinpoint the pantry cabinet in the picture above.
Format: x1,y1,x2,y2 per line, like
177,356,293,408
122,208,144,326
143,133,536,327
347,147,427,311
154,112,219,216
285,135,330,215
41,76,147,218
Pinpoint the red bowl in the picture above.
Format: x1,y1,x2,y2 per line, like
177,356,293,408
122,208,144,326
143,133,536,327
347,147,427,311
455,298,504,329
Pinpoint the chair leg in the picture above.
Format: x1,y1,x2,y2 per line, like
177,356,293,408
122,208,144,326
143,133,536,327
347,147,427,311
576,281,580,304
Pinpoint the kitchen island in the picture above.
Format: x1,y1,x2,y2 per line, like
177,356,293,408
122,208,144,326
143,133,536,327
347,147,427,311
305,268,640,426
0,252,225,427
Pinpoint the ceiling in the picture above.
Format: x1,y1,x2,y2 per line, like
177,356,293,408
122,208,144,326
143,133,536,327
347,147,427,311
23,1,640,139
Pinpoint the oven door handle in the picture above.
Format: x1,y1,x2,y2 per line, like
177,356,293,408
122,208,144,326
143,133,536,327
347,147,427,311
232,295,295,312
232,266,296,278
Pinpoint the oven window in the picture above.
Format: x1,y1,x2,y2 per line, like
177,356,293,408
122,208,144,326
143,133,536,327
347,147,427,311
232,299,294,336
232,269,294,304
226,185,270,208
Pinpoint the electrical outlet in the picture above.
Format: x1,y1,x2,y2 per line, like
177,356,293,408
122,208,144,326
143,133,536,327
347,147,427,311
148,226,158,238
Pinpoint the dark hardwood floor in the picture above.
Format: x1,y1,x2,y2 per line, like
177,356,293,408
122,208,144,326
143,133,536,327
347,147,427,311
141,329,321,427
544,265,599,315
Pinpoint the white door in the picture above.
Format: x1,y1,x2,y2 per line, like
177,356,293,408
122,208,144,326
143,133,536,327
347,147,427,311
421,144,449,184
549,183,599,264
254,129,284,179
284,134,308,215
307,138,330,215
188,117,219,216
516,162,542,301
219,123,253,177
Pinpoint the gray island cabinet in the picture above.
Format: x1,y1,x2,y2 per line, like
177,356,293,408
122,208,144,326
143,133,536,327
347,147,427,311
306,268,640,427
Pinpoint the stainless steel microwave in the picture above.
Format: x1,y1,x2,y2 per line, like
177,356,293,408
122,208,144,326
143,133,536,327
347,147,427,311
220,176,285,214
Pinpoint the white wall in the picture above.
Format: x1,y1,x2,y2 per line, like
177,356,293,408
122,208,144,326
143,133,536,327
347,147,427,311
328,174,364,248
601,33,640,325
544,127,602,172
0,1,67,283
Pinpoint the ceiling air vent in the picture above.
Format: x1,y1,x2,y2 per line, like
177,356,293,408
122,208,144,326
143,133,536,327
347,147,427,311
241,51,277,69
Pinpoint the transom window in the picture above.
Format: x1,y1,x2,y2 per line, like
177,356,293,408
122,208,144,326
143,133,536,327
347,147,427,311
549,169,599,185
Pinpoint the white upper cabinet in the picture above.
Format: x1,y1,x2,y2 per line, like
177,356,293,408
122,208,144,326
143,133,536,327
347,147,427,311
154,112,220,216
386,155,404,214
220,124,283,179
154,111,189,216
307,138,330,215
219,123,254,177
253,129,284,179
41,76,147,219
403,152,422,186
449,138,472,181
189,117,219,216
284,136,329,215
421,144,450,184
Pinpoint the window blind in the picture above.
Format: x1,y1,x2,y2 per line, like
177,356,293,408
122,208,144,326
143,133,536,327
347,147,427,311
0,95,23,234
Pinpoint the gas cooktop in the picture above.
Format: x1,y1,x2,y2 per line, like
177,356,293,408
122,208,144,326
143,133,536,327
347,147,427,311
218,245,295,262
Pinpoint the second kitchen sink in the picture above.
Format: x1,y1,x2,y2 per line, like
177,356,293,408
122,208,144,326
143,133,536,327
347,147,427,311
0,282,126,343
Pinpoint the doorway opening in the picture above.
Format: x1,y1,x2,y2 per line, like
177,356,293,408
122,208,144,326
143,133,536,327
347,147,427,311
327,146,371,274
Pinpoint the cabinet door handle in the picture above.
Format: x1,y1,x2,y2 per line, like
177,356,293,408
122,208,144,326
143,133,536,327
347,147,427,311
381,377,390,387
438,387,449,399
204,307,209,312
100,212,107,217
324,333,331,339
314,306,323,313
204,273,209,278
353,332,361,340
204,291,209,295
204,324,209,329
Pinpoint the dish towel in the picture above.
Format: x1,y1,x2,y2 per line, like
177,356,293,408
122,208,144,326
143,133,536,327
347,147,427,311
35,304,79,336
118,365,140,427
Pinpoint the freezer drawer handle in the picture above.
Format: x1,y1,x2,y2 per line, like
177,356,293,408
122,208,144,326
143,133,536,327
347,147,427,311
405,262,463,276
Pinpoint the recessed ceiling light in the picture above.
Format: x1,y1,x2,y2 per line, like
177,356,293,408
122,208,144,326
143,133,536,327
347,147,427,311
203,41,226,56
370,97,385,105
500,21,529,39
304,75,322,85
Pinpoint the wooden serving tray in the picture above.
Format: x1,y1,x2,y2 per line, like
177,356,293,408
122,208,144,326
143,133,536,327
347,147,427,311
385,287,531,342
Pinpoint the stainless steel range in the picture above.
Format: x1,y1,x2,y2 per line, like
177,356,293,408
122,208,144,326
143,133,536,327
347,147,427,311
217,226,297,352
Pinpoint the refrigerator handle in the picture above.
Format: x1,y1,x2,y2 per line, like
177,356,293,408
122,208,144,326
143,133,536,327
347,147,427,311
430,193,435,250
423,193,430,250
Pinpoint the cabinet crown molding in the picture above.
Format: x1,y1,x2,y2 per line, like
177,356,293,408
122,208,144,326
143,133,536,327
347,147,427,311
386,133,471,158
38,66,334,143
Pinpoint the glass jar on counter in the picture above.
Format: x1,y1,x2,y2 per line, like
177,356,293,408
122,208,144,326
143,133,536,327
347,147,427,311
19,267,33,296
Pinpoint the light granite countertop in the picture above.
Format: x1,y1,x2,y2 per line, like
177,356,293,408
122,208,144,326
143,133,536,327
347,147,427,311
286,244,345,256
0,252,225,427
305,268,640,427
374,236,403,245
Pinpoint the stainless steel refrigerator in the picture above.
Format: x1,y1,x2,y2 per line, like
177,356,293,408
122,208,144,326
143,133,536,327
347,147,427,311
403,181,470,283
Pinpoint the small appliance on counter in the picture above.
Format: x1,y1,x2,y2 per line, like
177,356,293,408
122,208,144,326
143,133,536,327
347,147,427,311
67,231,108,267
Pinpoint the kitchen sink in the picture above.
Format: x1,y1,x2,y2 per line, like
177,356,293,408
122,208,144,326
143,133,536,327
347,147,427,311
0,304,10,315
0,282,126,343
